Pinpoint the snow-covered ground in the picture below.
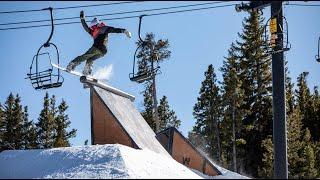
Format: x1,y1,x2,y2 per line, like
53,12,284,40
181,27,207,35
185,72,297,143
0,144,248,179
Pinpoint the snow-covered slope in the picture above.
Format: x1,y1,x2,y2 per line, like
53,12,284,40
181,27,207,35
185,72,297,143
192,164,250,179
0,144,199,179
0,144,248,179
209,162,250,179
0,144,128,179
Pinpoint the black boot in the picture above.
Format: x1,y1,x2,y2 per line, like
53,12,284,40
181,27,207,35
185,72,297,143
66,63,76,72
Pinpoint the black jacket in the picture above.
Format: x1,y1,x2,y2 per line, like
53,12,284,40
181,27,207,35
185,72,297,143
81,18,125,54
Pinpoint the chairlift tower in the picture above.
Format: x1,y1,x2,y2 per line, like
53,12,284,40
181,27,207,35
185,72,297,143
236,1,288,179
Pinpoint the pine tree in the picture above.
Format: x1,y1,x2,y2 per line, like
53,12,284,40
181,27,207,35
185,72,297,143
0,103,4,150
136,32,171,132
141,84,156,131
53,99,76,147
233,10,272,177
283,62,303,178
285,61,295,115
36,92,56,149
259,107,301,178
219,43,246,172
136,33,171,76
295,72,319,141
141,88,181,132
296,72,310,115
314,141,320,176
309,86,320,141
259,106,319,178
158,96,181,131
313,86,320,141
300,144,318,178
26,123,37,149
2,94,24,150
193,64,222,162
299,129,318,178
21,106,37,149
259,137,273,178
286,107,304,178
282,61,318,178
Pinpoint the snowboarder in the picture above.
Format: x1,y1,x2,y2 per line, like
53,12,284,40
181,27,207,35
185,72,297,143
66,10,132,76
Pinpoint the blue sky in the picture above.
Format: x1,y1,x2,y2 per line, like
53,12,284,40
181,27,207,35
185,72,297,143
0,1,319,146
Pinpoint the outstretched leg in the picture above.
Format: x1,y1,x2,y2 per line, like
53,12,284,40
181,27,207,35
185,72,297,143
66,46,99,71
83,49,105,76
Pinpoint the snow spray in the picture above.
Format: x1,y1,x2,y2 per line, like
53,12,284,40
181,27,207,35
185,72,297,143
93,64,113,81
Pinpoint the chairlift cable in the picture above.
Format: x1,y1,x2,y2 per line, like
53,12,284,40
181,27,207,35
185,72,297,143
143,4,236,17
0,1,226,26
0,1,142,14
0,3,236,31
53,1,145,11
285,3,320,7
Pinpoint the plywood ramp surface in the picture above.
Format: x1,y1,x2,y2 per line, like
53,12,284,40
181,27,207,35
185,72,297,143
92,86,170,157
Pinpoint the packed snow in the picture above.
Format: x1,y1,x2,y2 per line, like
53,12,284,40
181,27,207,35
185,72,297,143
0,144,248,179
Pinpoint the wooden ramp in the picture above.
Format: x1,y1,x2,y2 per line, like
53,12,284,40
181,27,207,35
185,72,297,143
156,127,222,176
83,77,170,157
82,77,221,176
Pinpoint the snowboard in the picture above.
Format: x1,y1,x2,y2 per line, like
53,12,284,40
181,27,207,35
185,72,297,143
51,63,99,88
51,63,99,81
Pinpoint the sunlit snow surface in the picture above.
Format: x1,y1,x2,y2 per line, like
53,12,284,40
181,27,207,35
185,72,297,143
0,144,248,179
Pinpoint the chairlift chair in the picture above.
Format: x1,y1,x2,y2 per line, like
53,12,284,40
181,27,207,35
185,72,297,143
27,51,63,90
26,7,64,90
316,37,320,62
262,16,291,54
129,15,161,83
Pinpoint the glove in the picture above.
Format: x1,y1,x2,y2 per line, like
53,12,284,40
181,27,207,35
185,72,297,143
80,10,84,19
124,30,132,38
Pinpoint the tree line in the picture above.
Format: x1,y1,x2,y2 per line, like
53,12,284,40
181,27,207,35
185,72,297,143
188,11,320,178
136,10,320,178
0,92,77,152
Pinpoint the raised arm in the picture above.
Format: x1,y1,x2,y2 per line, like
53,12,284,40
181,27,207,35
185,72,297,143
80,11,91,35
104,26,126,34
101,26,132,38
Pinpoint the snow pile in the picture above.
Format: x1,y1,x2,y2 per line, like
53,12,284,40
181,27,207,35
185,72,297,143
192,163,250,179
0,144,200,179
211,163,250,179
0,144,248,179
92,64,113,81
119,145,201,179
0,144,128,179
